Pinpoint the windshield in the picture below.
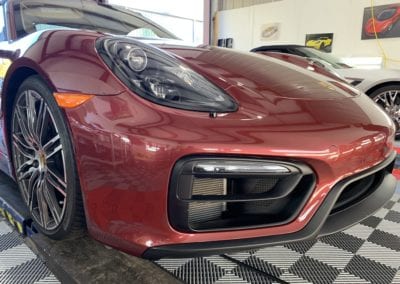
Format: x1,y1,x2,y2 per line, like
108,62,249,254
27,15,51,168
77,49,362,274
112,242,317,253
297,47,352,69
14,0,179,40
377,9,396,21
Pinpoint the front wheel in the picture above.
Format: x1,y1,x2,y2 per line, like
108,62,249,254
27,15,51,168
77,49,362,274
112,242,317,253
370,85,400,138
10,76,85,239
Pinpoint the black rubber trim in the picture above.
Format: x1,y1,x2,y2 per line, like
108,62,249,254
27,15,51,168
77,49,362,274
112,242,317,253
143,152,396,259
319,173,396,236
169,156,315,233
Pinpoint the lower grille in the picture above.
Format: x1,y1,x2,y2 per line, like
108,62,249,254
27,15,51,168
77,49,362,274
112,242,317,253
169,157,316,232
189,178,226,223
331,160,394,214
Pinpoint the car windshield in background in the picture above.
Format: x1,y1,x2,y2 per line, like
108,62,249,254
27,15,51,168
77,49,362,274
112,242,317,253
297,47,352,69
377,9,396,21
14,0,178,39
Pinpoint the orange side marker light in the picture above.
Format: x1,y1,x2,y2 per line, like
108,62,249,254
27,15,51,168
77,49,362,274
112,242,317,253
53,93,94,108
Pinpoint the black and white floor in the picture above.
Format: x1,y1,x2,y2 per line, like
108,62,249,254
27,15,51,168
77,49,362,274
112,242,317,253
156,192,400,284
0,189,399,284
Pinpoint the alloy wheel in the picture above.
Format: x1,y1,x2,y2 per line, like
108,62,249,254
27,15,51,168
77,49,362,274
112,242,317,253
11,89,67,231
373,89,400,135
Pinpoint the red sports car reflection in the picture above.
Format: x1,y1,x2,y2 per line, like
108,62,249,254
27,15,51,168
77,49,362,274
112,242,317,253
0,0,396,259
365,5,400,35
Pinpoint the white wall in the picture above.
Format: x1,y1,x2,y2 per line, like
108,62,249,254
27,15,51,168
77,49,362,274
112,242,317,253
217,0,400,69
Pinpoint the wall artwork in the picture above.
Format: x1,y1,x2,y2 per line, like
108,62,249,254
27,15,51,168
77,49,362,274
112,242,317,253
260,23,280,41
217,38,226,47
217,38,234,48
362,3,400,40
305,33,334,53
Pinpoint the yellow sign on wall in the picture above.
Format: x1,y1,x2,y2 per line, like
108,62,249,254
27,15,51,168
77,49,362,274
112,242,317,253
0,59,11,79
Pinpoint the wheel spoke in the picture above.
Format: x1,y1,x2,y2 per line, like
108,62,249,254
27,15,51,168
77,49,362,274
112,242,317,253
25,91,40,143
374,90,400,136
15,105,34,145
44,135,62,160
46,145,62,160
27,171,40,211
389,91,398,106
43,134,60,151
35,99,47,144
42,182,62,224
46,168,67,197
12,135,34,160
18,166,36,181
16,159,34,175
36,180,50,229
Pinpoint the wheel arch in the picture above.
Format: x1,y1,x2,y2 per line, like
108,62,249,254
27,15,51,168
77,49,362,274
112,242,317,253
1,59,57,166
365,81,400,97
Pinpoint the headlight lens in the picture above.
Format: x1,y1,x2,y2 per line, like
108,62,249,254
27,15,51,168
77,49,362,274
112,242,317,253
96,37,238,112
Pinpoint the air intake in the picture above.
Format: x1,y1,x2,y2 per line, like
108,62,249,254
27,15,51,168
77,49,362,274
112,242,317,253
169,157,316,232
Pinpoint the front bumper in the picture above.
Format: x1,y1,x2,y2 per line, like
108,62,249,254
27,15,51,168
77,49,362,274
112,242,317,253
143,151,396,259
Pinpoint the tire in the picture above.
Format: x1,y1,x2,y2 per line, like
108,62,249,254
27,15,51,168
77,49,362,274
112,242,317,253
369,85,400,138
10,75,85,239
319,43,325,50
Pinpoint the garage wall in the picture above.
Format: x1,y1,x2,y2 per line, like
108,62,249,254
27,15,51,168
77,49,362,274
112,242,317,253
217,0,400,68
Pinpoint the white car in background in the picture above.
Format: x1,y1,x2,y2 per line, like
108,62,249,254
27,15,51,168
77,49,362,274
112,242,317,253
251,45,400,135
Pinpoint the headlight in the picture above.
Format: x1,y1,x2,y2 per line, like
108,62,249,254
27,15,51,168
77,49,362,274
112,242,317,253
96,37,238,113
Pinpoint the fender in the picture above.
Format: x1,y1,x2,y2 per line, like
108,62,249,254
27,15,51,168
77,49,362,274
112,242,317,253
0,29,127,176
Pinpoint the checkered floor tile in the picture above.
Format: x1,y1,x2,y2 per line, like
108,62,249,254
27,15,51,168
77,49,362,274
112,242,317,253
156,193,400,284
0,218,60,284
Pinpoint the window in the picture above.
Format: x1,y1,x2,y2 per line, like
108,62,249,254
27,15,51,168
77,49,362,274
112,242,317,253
14,0,177,40
0,4,6,41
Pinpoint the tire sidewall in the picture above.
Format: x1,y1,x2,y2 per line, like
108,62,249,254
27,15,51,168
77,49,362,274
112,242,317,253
11,75,81,239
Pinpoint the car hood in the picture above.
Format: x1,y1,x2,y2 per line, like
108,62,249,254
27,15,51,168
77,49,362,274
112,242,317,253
155,44,361,101
152,44,395,167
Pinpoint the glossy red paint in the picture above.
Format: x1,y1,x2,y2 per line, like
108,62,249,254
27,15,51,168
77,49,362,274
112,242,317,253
62,43,394,255
0,1,396,257
365,6,400,36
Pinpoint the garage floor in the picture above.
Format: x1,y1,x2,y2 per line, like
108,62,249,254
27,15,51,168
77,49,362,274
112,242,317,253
156,192,400,284
0,219,59,284
0,186,399,284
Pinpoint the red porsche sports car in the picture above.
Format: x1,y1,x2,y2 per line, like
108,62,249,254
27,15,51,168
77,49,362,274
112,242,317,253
0,0,396,259
365,5,400,36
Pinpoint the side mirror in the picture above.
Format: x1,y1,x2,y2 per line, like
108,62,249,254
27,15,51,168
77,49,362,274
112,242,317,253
0,50,19,61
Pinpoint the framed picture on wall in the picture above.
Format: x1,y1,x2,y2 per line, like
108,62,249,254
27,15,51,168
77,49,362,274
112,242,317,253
260,23,281,41
361,3,400,40
305,33,334,53
226,38,233,48
217,38,226,47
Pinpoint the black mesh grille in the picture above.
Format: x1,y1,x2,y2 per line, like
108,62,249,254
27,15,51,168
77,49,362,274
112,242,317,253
169,157,316,232
239,177,279,194
189,178,225,224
